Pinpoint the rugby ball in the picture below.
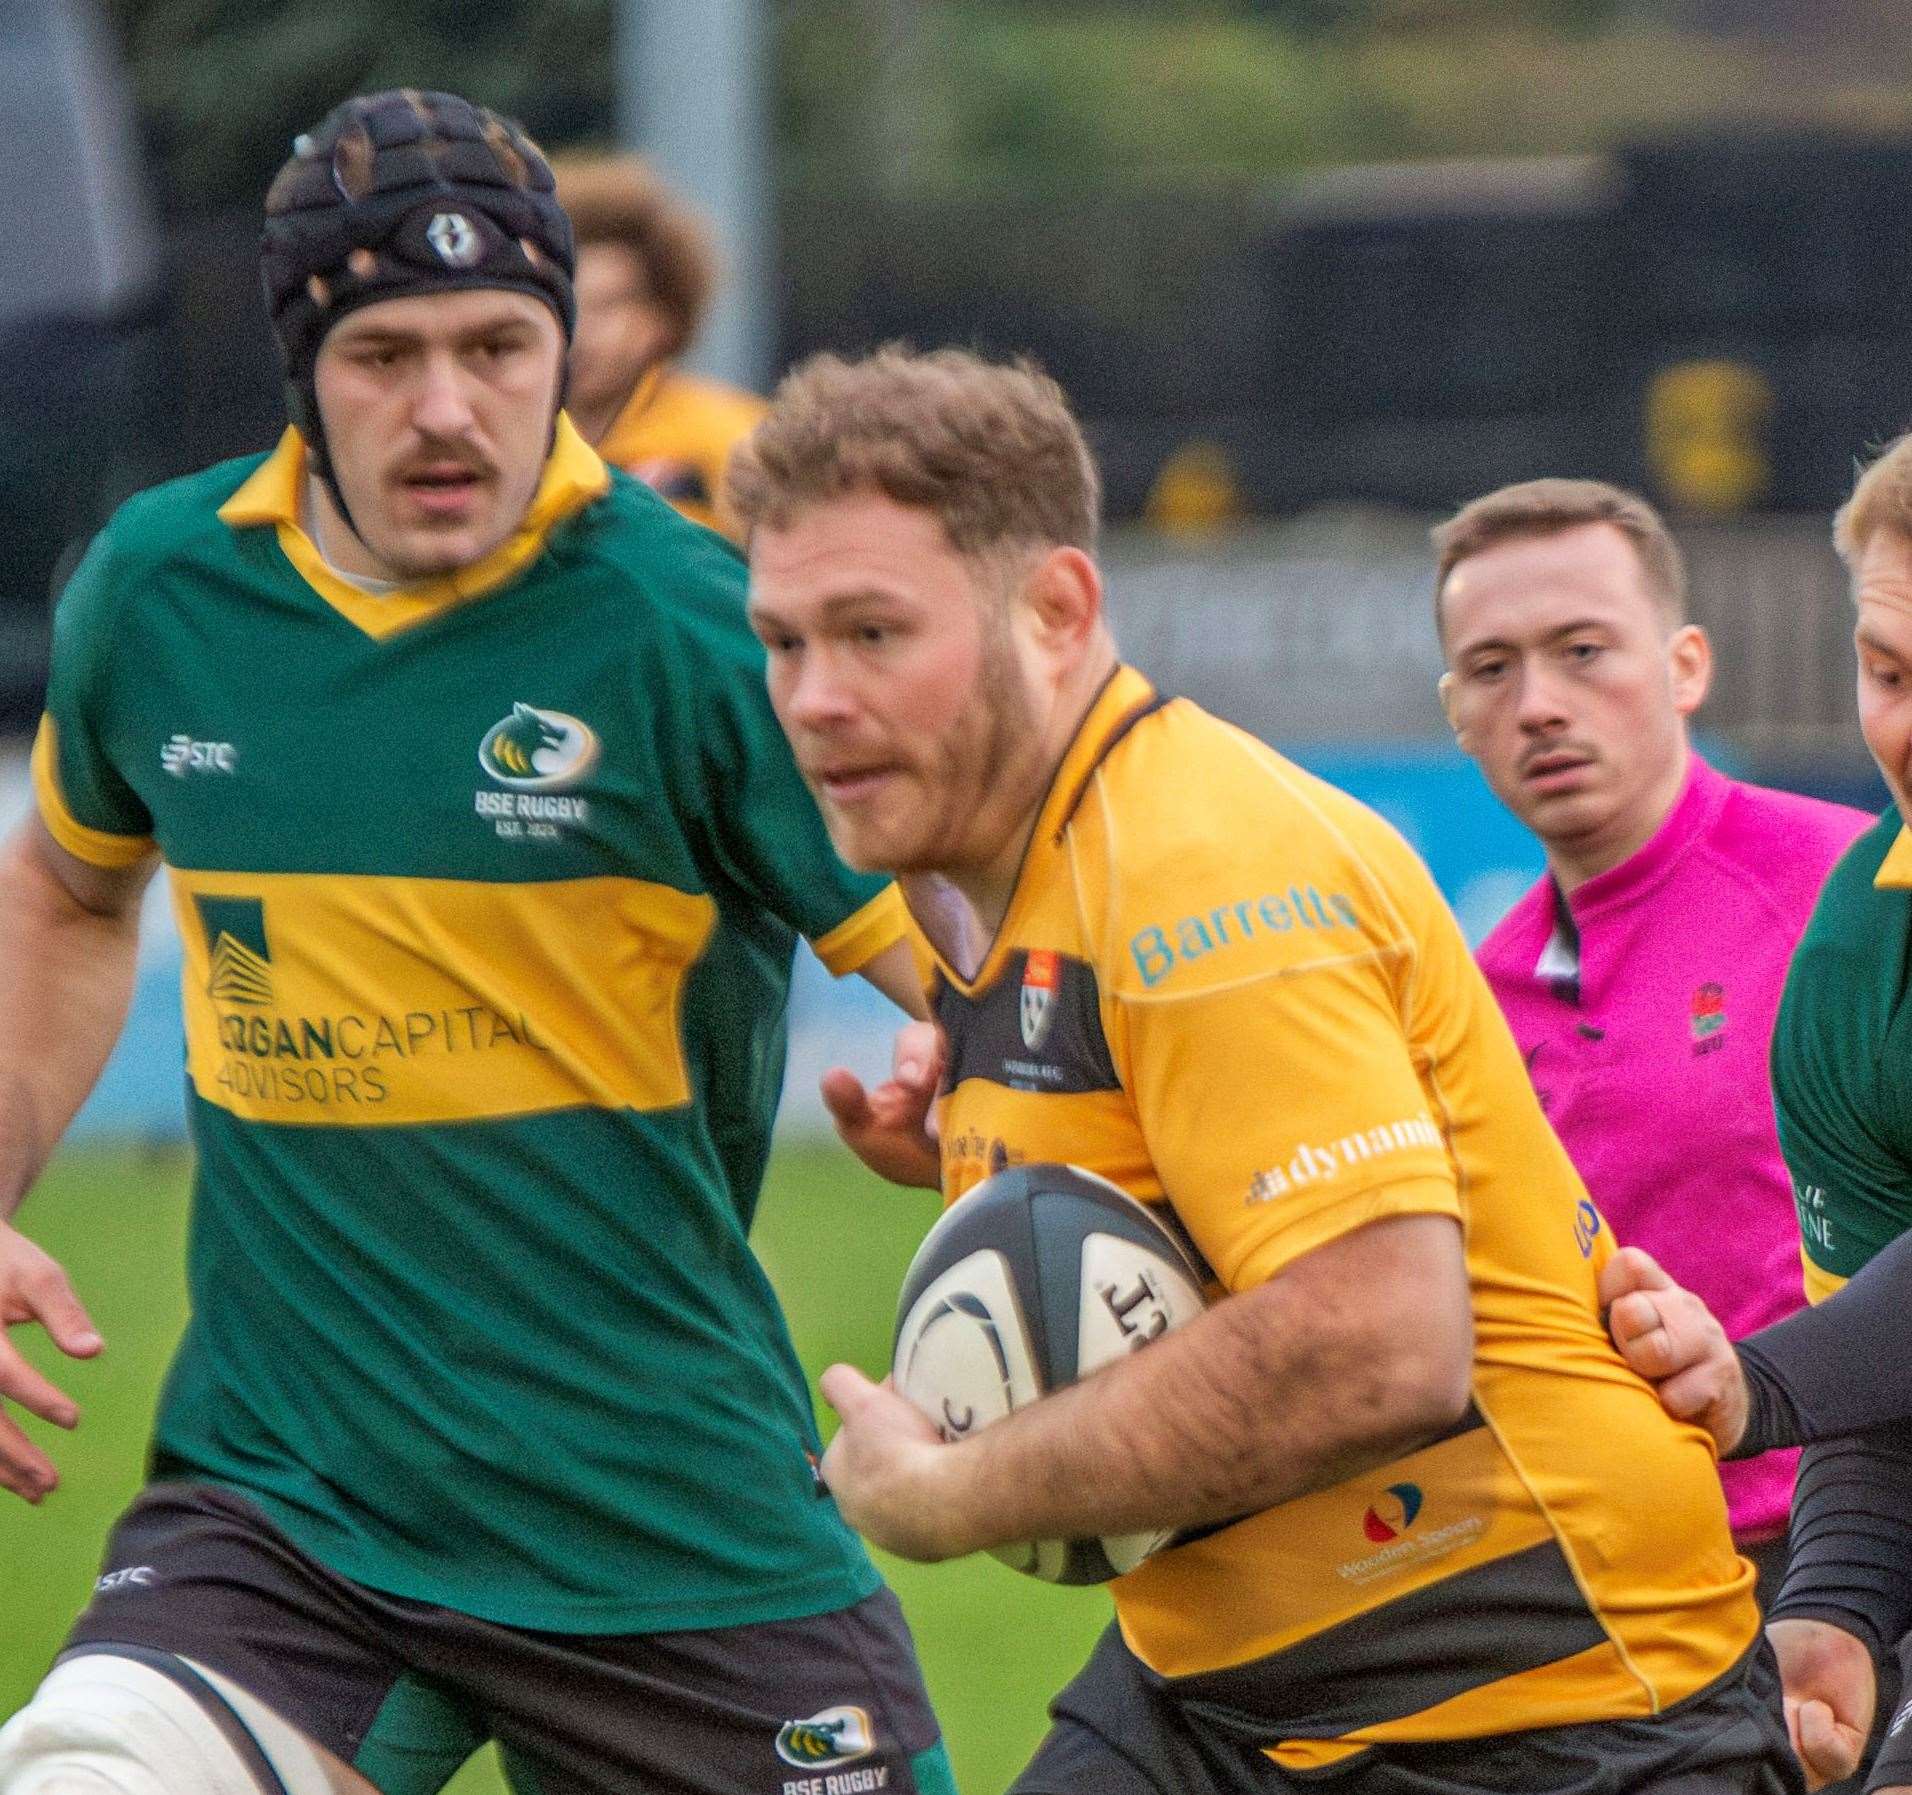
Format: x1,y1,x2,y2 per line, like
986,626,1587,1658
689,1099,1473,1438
891,1162,1208,1583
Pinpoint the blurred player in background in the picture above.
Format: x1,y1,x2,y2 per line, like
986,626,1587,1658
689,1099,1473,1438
735,344,1797,1795
1436,478,1869,1593
0,90,952,1795
552,154,765,540
1602,431,1912,1794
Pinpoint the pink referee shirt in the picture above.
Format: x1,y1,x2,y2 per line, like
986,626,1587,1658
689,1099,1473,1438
1477,755,1870,1544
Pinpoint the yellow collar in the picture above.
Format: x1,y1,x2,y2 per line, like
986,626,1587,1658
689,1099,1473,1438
217,414,611,640
1875,824,1912,889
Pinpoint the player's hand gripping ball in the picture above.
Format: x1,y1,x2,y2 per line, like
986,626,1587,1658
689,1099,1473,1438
890,1163,1207,1583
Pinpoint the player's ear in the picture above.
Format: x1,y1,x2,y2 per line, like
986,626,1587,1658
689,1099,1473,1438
1023,547,1102,652
1437,671,1466,743
1667,622,1712,719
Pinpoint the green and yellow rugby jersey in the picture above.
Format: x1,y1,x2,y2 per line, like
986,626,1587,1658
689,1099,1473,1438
35,418,906,1632
1771,807,1912,1306
923,667,1758,1767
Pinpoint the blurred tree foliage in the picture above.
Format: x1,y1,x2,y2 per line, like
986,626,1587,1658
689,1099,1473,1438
102,0,1912,212
99,0,615,209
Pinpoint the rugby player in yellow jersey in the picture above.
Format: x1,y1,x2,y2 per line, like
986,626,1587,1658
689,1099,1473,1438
733,345,1802,1795
553,155,765,541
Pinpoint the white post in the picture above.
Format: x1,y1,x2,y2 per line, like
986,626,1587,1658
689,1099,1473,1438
614,0,772,389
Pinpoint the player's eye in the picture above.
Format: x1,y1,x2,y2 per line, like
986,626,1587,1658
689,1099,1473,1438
1564,640,1603,665
1867,660,1903,692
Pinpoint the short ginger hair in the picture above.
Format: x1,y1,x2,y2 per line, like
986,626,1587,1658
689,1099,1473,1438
727,345,1101,558
1835,434,1912,570
1432,478,1689,630
551,154,717,360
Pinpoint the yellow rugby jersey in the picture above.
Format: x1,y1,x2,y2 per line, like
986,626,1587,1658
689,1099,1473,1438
597,365,767,540
923,667,1758,1762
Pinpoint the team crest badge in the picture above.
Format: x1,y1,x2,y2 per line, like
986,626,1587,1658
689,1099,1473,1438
773,1706,874,1770
478,704,600,791
1690,981,1726,1054
426,211,483,268
1020,948,1060,1052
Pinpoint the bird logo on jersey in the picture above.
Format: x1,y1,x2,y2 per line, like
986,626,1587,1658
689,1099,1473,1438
774,1706,875,1769
1020,949,1060,1052
478,704,600,791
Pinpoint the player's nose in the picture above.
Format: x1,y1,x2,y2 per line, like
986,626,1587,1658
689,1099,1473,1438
410,354,478,437
1513,663,1570,732
784,650,858,729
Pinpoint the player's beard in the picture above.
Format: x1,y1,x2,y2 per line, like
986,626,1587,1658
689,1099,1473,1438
894,599,1048,880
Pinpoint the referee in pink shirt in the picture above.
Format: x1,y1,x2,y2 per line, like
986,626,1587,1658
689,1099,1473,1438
1434,478,1871,1595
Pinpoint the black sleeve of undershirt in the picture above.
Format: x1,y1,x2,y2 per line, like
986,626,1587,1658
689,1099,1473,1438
1768,1431,1912,1660
1867,1633,1912,1793
1727,1225,1912,1458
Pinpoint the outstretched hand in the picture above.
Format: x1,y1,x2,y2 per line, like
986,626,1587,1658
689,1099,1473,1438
1599,1245,1748,1455
0,1221,101,1503
822,1020,943,1190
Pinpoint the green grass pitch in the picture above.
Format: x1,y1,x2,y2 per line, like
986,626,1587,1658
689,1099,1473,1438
0,1144,1109,1794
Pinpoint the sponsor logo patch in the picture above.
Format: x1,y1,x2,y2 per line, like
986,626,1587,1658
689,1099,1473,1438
426,211,482,267
1248,1114,1441,1205
1362,1482,1423,1543
95,1566,157,1594
774,1706,874,1771
1337,1484,1485,1586
198,896,275,1008
189,892,551,1113
162,734,236,778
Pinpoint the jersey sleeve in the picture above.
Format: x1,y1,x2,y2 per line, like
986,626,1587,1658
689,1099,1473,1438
1771,940,1912,1303
652,528,902,974
1101,772,1453,1292
33,528,154,866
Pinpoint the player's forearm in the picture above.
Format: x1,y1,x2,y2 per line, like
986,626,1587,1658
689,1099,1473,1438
1731,1228,1912,1456
0,829,143,1218
927,1216,1474,1551
1769,1431,1912,1659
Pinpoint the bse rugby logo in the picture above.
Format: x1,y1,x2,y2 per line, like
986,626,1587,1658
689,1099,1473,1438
773,1706,874,1770
478,704,600,791
1020,948,1060,1051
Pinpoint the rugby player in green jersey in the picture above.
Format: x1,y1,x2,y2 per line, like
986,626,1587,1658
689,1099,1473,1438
1602,431,1912,1795
0,90,954,1795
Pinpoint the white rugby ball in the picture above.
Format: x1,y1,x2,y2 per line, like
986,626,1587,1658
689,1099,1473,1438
891,1162,1208,1583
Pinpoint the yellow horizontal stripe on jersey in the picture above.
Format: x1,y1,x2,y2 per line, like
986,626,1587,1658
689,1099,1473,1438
169,865,715,1126
809,883,908,976
1116,1415,1556,1681
1802,1251,1849,1304
30,716,155,869
217,417,610,641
